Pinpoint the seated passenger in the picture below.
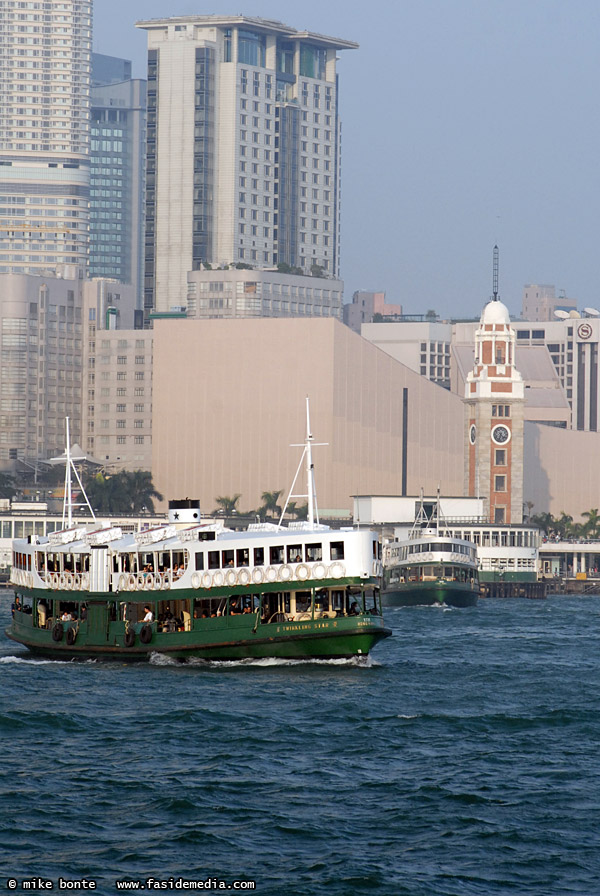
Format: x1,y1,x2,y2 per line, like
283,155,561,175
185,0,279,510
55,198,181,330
230,599,240,615
143,605,153,623
349,602,360,616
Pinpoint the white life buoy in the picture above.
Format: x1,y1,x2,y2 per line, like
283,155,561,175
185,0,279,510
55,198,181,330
127,574,137,592
153,573,162,590
201,572,212,589
59,573,66,589
225,569,237,587
162,571,171,590
118,574,128,592
52,572,59,590
278,564,293,582
145,573,155,590
251,567,264,585
237,568,251,586
313,562,327,579
296,563,310,581
191,572,201,589
73,572,81,590
137,573,145,589
265,566,278,583
65,572,73,590
212,571,224,587
328,562,345,579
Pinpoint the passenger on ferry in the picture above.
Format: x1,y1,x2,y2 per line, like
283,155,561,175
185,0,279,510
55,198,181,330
11,596,21,616
349,602,360,616
143,605,153,623
230,599,240,615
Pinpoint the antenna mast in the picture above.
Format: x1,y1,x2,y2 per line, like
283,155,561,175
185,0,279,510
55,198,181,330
492,244,499,302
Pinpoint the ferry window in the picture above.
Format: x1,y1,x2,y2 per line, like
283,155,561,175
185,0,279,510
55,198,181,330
287,544,303,563
208,550,220,570
222,550,235,567
330,541,345,560
236,548,249,567
270,545,284,564
306,543,322,561
194,552,204,571
253,547,264,566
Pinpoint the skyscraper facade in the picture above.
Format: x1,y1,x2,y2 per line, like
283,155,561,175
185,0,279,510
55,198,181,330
90,54,146,304
136,15,357,315
0,0,92,275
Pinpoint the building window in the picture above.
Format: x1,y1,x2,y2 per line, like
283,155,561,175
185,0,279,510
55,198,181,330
494,475,506,492
494,507,506,524
495,449,506,466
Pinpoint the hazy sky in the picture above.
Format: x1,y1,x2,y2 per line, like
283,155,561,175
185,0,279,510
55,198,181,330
93,0,600,319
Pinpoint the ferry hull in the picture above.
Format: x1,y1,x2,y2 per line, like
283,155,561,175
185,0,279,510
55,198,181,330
6,613,390,661
382,582,478,608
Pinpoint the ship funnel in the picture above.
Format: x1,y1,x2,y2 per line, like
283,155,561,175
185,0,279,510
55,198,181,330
168,498,201,525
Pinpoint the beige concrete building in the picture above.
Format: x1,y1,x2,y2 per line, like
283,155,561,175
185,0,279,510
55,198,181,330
151,317,465,515
524,422,600,521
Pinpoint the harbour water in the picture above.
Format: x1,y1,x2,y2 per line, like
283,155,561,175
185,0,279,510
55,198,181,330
1,594,599,895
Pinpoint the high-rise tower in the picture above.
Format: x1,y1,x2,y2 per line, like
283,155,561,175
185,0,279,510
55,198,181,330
464,250,525,524
136,15,357,315
90,54,147,303
0,0,92,275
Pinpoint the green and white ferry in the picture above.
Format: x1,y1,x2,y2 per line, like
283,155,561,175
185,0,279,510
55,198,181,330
382,493,479,608
6,408,391,661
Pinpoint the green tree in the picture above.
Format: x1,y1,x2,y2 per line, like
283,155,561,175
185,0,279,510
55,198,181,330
83,470,163,515
581,508,600,538
0,472,14,499
214,494,241,515
530,512,555,534
261,489,283,519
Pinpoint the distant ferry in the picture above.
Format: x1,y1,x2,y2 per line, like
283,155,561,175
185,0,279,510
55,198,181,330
382,494,479,608
6,407,391,661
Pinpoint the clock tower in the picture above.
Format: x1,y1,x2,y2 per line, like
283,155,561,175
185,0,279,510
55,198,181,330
464,291,525,524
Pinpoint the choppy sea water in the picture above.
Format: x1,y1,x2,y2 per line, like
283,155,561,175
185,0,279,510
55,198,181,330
1,594,599,896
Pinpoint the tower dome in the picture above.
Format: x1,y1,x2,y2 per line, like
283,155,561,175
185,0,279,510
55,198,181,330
481,299,511,327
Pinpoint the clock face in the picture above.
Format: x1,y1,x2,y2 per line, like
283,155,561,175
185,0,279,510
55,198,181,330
469,424,477,445
491,424,511,445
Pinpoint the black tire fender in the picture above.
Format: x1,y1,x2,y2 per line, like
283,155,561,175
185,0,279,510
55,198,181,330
140,624,153,644
66,627,77,646
124,628,136,648
52,622,63,642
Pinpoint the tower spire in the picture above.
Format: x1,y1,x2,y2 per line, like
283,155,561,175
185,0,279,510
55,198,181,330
492,245,499,302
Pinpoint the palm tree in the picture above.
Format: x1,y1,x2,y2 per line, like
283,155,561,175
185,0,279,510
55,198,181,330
555,511,575,539
261,489,282,519
120,470,163,514
214,494,241,515
530,512,555,535
83,470,163,514
581,508,600,538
